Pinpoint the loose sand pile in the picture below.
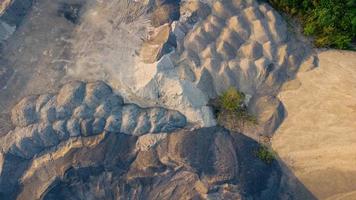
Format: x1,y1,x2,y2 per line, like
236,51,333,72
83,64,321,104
67,0,312,129
273,50,356,200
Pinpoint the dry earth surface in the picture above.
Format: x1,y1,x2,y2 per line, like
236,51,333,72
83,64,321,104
0,0,356,199
273,50,356,200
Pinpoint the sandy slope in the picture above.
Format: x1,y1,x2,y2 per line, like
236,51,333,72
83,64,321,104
273,50,356,199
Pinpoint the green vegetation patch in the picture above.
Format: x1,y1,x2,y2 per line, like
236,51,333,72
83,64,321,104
268,0,356,49
214,88,257,131
255,145,276,164
219,87,245,112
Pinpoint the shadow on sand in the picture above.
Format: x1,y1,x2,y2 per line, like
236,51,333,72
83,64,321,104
232,132,317,200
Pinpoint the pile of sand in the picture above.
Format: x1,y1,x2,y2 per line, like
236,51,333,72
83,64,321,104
67,0,313,129
273,50,356,200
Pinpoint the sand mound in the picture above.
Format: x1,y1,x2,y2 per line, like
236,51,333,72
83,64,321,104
63,0,314,130
272,50,356,199
169,0,313,134
178,0,308,97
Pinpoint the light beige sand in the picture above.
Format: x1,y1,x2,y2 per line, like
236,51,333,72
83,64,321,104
0,0,11,14
273,50,356,199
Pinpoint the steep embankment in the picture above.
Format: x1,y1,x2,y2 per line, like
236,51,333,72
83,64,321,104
273,50,356,200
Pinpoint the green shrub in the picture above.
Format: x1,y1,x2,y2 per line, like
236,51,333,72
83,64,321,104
303,22,316,36
215,88,257,130
255,145,275,164
219,87,245,112
268,0,356,49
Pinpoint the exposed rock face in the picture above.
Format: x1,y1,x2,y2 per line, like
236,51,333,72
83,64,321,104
162,127,238,185
2,80,186,158
150,0,180,27
0,79,282,199
3,126,280,200
140,24,172,63
0,81,187,199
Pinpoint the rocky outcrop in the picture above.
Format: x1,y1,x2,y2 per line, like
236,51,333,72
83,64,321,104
150,0,180,27
0,80,187,199
2,80,186,158
8,127,281,200
140,23,177,63
0,81,282,199
160,127,238,185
